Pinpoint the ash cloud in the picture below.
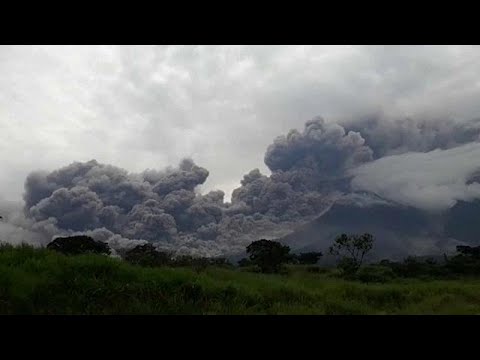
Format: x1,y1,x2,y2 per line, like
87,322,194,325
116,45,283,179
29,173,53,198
0,200,59,247
16,156,294,256
12,126,342,256
341,115,480,158
265,117,373,176
4,113,480,257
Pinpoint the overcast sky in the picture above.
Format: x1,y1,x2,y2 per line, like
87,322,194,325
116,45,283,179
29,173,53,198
2,45,480,202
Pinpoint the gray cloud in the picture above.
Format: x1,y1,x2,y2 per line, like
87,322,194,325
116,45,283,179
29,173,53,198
341,115,480,158
0,199,59,247
3,46,480,203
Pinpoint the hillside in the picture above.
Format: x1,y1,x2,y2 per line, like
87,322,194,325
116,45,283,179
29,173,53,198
2,245,480,315
278,194,474,261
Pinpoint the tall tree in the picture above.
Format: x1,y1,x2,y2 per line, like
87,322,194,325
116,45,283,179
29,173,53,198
246,239,291,273
329,233,374,273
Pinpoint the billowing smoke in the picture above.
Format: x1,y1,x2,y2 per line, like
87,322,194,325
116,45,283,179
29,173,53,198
3,114,480,257
8,155,298,256
341,115,480,158
265,117,373,178
230,117,371,222
0,199,58,247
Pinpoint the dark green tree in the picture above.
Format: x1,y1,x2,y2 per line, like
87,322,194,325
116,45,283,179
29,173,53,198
207,257,232,267
47,235,110,255
296,252,323,265
456,245,480,258
329,233,374,274
246,239,291,273
124,243,171,267
237,258,252,267
445,245,480,275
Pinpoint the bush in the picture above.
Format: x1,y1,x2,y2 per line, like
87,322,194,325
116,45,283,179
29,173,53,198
172,255,209,269
338,258,360,278
306,266,321,273
238,258,252,267
207,257,233,268
443,246,480,276
375,257,451,279
238,265,260,273
46,236,110,256
170,256,232,272
305,266,328,274
355,265,396,283
445,255,480,276
291,252,323,265
124,244,171,267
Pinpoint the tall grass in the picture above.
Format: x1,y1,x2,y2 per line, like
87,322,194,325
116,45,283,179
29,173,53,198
1,244,480,314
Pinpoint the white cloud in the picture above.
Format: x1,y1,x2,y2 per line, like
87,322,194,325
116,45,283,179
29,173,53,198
351,142,480,211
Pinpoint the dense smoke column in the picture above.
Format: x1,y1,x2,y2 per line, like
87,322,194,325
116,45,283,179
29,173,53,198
29,186,104,231
264,117,373,176
123,199,178,241
341,116,480,158
19,116,378,255
230,117,372,223
22,158,215,245
145,158,209,195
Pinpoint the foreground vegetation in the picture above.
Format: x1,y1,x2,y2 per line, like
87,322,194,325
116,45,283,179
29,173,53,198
2,244,480,315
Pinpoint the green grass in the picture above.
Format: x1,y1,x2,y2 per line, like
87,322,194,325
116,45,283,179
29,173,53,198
1,244,480,314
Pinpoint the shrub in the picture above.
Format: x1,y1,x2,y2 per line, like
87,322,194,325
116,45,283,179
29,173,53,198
305,266,328,274
238,258,252,267
306,266,321,273
295,252,323,265
124,244,171,267
355,265,396,283
207,257,233,268
46,236,110,256
443,246,480,276
445,255,480,276
338,257,360,278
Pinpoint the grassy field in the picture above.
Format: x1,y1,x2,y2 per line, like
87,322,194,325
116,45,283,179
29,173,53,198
1,245,480,315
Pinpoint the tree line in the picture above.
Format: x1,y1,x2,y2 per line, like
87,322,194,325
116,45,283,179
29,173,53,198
44,232,371,274
44,233,480,281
